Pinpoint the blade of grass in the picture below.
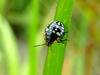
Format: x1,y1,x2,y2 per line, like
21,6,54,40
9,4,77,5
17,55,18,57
73,13,89,75
27,0,39,75
43,0,73,75
0,15,19,75
0,0,5,13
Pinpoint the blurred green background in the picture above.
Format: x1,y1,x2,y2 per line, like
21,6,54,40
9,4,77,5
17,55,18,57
0,0,100,75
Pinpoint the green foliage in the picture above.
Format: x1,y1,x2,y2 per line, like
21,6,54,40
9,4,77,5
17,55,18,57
0,0,5,13
43,0,73,75
1,0,99,75
74,13,89,75
27,0,40,75
0,15,19,75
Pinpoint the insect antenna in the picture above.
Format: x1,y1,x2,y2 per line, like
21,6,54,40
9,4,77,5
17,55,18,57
33,43,46,47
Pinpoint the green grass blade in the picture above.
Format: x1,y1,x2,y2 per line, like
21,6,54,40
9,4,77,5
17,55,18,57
0,0,5,13
55,0,73,25
0,15,19,75
27,0,39,75
75,13,89,75
43,0,73,75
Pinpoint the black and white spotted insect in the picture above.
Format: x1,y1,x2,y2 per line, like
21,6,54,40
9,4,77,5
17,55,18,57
45,21,65,46
33,21,67,47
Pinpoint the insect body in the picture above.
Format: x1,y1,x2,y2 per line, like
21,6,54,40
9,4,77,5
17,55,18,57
33,21,66,47
45,21,65,46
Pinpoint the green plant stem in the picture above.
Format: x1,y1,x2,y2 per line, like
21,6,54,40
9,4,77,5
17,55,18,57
74,14,89,75
27,0,39,75
0,15,19,75
43,0,73,75
0,0,5,13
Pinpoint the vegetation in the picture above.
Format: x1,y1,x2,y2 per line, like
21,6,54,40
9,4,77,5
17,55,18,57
0,0,100,75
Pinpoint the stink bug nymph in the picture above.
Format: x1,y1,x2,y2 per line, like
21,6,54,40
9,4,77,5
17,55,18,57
45,21,65,46
33,21,67,47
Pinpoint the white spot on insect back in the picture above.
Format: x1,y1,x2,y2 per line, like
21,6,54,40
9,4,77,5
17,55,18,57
51,23,54,27
46,28,49,31
61,23,64,26
56,25,59,28
50,29,52,32
55,28,57,31
53,21,56,24
61,27,64,29
56,32,60,36
60,33,62,35
58,22,60,25
61,29,64,33
52,30,55,33
49,26,52,29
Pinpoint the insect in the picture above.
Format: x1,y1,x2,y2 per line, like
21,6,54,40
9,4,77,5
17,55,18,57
45,21,65,46
33,21,67,47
